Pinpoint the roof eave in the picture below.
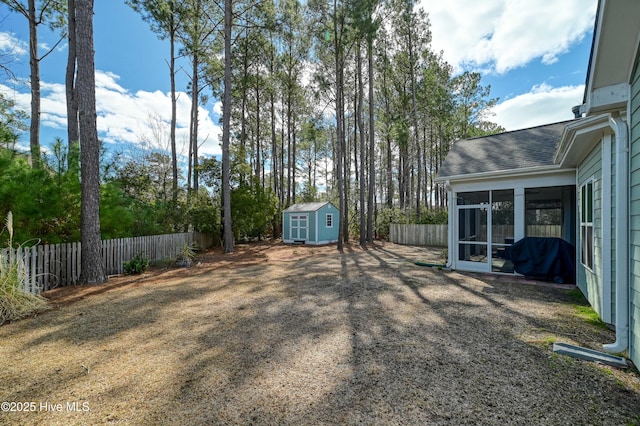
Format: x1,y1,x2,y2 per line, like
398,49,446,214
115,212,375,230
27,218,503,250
554,113,613,167
584,0,640,110
435,164,572,185
283,201,332,212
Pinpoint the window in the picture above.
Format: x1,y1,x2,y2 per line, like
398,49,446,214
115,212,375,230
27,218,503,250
580,180,594,270
326,213,333,228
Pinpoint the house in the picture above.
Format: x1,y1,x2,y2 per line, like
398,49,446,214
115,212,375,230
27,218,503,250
436,121,576,274
555,0,640,362
436,0,640,366
282,202,339,245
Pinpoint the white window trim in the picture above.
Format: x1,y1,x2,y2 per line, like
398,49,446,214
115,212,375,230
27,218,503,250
580,178,594,271
326,213,333,228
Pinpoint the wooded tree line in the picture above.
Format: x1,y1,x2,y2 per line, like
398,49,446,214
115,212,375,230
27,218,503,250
0,0,503,256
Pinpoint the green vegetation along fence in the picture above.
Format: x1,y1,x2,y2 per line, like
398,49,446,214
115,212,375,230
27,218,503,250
1,232,214,294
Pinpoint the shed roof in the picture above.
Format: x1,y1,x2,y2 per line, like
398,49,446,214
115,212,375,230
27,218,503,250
436,121,573,180
283,202,334,212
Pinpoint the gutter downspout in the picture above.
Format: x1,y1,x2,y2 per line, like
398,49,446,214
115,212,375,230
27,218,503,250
603,112,629,354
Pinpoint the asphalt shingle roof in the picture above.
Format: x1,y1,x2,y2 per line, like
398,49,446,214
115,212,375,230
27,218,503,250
437,120,573,179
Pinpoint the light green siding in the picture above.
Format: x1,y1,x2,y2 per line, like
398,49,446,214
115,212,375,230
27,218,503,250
577,142,603,317
629,58,640,366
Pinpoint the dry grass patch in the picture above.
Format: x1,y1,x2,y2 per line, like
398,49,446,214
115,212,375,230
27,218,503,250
0,241,639,425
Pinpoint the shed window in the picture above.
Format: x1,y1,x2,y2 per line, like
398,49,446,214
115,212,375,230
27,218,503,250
580,180,594,270
326,213,333,228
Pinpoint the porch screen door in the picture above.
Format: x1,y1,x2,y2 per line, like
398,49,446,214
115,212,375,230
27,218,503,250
457,191,489,271
456,189,514,273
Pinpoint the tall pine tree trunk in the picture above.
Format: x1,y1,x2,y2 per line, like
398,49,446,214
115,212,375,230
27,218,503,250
255,84,261,181
408,28,421,217
271,92,278,204
192,51,199,194
170,12,178,210
286,90,292,207
366,37,375,243
357,42,365,246
66,0,79,177
292,116,297,204
333,0,344,250
269,35,278,209
76,0,105,284
28,0,41,168
382,48,393,208
222,0,234,253
189,0,201,196
280,94,285,208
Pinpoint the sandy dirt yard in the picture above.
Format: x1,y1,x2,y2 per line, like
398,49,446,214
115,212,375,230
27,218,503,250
1,240,639,425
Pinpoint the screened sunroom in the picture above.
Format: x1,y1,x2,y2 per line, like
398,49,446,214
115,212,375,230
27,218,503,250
454,184,575,273
436,121,577,274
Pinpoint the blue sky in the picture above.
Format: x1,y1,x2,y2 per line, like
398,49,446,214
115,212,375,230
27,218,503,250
422,0,597,129
0,1,222,158
0,0,597,157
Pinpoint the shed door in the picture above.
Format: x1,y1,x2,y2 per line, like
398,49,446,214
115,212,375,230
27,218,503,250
290,214,308,240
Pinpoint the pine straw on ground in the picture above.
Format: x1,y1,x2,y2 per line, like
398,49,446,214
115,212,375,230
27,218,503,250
1,241,639,425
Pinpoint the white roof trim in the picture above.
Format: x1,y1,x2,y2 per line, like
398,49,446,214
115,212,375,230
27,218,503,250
434,164,571,184
587,83,628,115
555,113,618,168
555,114,610,164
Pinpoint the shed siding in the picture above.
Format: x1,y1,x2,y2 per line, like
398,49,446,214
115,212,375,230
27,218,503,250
629,59,640,366
282,203,339,245
283,213,290,241
316,204,339,243
577,142,604,318
308,212,317,242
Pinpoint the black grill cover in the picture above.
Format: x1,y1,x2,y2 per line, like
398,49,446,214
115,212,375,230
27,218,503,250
506,237,576,284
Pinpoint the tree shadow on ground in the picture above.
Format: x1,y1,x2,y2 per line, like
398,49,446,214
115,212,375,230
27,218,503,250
158,246,640,424
1,243,639,425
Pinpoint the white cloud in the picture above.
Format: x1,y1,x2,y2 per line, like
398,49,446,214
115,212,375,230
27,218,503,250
0,71,223,156
213,101,222,116
0,31,27,56
419,0,597,74
491,83,584,131
412,1,595,131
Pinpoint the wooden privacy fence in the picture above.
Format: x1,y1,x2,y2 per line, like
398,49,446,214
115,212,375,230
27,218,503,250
390,224,448,247
390,224,562,247
1,232,214,294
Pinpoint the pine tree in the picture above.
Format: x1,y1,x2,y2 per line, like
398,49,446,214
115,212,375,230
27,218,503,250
76,0,105,284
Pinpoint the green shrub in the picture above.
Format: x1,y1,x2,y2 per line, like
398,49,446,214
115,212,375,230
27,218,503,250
414,208,448,225
375,207,407,239
123,253,150,275
175,243,198,267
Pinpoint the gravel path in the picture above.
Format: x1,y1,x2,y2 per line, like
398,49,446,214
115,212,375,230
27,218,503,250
1,242,639,425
